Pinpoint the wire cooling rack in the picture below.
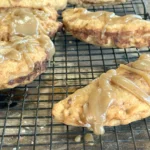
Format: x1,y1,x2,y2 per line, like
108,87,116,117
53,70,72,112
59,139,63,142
0,0,150,150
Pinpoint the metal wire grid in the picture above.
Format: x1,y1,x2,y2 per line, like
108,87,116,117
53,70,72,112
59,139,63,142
0,0,150,150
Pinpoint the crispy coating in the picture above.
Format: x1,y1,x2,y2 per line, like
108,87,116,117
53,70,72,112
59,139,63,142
52,54,150,128
63,8,150,48
0,0,67,10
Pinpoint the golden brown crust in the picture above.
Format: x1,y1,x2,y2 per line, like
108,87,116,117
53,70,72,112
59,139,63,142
68,0,126,6
0,6,61,40
63,8,150,48
52,55,150,128
0,0,67,10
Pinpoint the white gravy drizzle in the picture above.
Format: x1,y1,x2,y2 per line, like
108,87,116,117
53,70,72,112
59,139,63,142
83,54,150,135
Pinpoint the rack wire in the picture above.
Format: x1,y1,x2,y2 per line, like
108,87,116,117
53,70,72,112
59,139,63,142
0,0,150,150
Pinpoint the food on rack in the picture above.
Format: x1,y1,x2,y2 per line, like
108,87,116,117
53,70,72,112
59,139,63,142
0,1,62,90
53,54,150,135
68,0,126,6
0,0,67,10
0,6,62,40
62,8,150,48
0,35,55,90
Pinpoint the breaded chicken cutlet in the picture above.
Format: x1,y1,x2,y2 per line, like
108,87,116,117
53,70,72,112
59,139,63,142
63,8,150,48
